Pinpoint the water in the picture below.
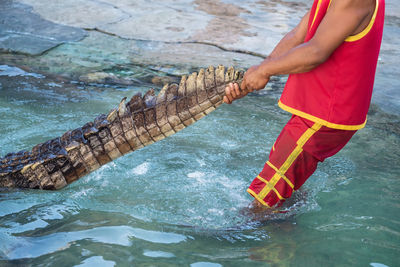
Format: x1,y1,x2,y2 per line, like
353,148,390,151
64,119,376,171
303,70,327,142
0,63,399,266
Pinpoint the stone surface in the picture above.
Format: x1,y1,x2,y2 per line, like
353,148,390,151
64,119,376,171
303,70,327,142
373,1,400,115
16,0,129,29
0,0,87,55
17,0,308,55
79,72,134,85
0,0,398,114
0,31,261,81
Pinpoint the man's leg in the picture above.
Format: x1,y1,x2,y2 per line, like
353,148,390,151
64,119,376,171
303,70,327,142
248,115,356,207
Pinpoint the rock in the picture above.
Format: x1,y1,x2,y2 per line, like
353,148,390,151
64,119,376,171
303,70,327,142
17,0,129,29
14,0,308,55
0,0,86,55
79,72,133,85
151,76,178,87
0,31,261,81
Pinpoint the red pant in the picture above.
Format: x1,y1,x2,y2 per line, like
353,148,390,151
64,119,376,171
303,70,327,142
248,115,356,207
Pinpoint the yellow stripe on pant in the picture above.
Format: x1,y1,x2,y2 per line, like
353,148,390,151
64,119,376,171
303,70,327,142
253,122,322,206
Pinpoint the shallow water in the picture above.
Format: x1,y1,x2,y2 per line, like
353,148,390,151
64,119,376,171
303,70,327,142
0,63,399,267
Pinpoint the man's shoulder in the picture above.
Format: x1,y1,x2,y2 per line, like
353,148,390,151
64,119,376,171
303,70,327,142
329,0,377,36
330,0,375,10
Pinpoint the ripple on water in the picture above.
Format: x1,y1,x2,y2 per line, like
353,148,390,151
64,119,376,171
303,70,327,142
4,225,186,260
143,250,175,258
0,65,45,78
190,262,222,267
75,256,116,267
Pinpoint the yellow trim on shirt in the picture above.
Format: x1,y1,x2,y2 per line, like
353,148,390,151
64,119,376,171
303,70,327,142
327,0,332,9
345,0,379,42
278,100,366,130
310,0,323,30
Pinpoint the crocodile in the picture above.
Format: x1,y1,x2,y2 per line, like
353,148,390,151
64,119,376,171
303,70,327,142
0,66,244,190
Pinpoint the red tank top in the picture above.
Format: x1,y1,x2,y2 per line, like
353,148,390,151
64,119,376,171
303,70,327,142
279,0,385,130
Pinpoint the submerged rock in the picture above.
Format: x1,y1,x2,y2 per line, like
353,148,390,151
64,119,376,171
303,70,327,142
79,72,134,85
0,31,261,82
151,76,178,87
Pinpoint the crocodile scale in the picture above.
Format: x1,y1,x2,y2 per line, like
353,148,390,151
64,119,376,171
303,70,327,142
0,66,244,190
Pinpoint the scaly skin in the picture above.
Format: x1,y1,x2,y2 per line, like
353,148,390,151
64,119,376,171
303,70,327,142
0,66,244,190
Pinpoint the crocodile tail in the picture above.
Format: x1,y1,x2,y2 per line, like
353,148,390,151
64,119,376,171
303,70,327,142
0,66,244,190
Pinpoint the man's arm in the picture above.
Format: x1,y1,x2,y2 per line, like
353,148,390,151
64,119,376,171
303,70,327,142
255,0,373,75
225,0,375,103
224,11,310,104
268,11,310,59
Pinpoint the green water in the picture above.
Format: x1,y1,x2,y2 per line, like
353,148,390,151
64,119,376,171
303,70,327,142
0,66,399,266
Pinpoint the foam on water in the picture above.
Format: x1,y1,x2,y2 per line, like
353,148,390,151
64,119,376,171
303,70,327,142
187,171,205,179
131,162,150,176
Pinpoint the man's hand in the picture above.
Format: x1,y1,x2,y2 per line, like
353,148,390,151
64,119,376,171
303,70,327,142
223,65,270,104
240,65,270,93
224,83,247,104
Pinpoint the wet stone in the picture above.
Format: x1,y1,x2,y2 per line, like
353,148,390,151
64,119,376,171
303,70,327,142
0,1,86,55
79,72,134,85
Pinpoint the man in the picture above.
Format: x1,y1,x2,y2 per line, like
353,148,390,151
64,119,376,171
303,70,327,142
224,0,385,209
